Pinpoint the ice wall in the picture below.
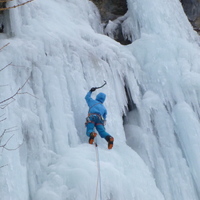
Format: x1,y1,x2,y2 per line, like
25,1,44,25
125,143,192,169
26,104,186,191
124,0,200,199
0,0,200,199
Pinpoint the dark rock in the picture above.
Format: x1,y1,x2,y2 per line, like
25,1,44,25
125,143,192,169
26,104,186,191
92,0,128,22
0,2,6,33
91,0,131,44
181,0,200,33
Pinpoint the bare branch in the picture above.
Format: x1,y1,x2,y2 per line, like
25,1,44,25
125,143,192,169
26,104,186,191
0,127,17,139
4,141,23,151
0,92,17,106
3,126,18,133
0,129,6,139
0,135,23,151
0,62,12,72
19,76,30,90
0,76,30,105
0,99,15,109
0,43,10,51
0,0,14,2
0,0,34,11
18,92,39,99
0,134,14,148
0,126,21,151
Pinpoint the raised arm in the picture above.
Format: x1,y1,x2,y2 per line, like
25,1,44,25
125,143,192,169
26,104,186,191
85,91,93,106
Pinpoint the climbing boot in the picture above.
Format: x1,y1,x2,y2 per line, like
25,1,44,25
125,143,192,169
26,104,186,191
105,136,114,149
89,132,97,144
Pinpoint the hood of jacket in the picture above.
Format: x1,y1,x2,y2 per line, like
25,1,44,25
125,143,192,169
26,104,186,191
96,92,106,103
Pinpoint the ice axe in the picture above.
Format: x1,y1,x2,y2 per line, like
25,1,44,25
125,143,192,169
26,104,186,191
90,80,107,92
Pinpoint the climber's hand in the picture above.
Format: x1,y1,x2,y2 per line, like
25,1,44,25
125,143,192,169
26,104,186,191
90,87,97,92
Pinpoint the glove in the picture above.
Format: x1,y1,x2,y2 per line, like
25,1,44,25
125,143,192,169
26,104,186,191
90,87,96,92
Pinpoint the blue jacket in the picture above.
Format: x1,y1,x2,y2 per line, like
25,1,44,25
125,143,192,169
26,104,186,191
85,91,107,120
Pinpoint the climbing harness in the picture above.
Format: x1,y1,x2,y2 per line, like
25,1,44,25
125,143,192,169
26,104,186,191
88,113,104,121
85,113,105,126
94,138,102,200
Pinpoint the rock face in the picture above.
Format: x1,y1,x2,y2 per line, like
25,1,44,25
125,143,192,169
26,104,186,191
92,0,128,22
0,3,5,33
91,0,131,45
92,0,200,40
0,2,7,33
181,0,200,32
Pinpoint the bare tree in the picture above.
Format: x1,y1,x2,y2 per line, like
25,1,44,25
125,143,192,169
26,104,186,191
0,0,35,32
0,0,36,169
0,0,35,11
0,43,34,168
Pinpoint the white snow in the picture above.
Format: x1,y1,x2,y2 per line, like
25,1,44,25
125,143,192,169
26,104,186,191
1,0,200,199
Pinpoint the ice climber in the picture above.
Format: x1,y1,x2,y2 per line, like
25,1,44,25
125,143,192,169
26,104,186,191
85,87,114,149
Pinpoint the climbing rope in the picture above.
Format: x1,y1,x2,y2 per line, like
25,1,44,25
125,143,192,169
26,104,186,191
94,138,102,200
